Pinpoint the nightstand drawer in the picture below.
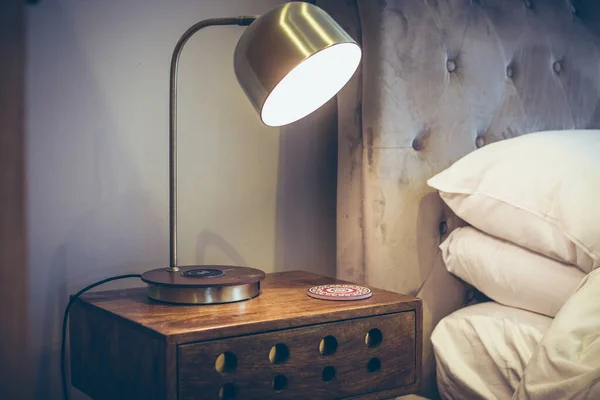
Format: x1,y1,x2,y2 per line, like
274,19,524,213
70,271,421,400
178,311,416,400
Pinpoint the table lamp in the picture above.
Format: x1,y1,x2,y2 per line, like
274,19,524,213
140,1,361,304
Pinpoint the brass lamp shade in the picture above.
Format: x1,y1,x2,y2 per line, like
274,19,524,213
234,2,361,127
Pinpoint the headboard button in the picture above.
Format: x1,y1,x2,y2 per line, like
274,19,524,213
439,221,448,235
553,60,562,74
412,138,423,151
506,65,514,78
475,136,485,148
446,60,456,73
524,0,532,9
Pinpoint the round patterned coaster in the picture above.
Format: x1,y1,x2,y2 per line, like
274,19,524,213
307,284,372,301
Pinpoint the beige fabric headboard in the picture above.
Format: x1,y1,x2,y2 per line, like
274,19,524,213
317,0,600,397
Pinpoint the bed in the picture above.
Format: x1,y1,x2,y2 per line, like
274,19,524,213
314,0,600,398
427,129,600,399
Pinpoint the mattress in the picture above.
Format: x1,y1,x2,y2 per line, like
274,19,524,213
431,302,553,400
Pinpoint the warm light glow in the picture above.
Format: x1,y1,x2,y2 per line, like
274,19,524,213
261,42,361,127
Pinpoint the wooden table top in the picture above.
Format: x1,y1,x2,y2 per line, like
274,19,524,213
75,270,421,345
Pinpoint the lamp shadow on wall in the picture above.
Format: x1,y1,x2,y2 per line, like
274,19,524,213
273,98,338,278
190,98,339,276
195,230,247,267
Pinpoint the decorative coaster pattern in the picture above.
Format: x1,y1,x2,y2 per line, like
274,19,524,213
307,284,372,301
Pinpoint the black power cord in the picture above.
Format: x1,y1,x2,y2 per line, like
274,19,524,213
61,274,142,400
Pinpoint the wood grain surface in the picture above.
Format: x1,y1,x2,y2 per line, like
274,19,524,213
70,302,172,400
71,270,422,399
178,311,416,399
77,270,421,344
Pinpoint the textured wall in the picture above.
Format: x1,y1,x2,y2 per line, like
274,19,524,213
319,0,600,397
26,0,337,398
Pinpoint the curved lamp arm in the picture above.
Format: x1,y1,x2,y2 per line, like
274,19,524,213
168,17,256,272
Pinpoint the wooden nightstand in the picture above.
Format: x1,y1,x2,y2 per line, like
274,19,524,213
70,270,422,400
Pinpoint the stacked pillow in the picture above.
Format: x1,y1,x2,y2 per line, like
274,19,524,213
439,226,584,317
428,130,600,317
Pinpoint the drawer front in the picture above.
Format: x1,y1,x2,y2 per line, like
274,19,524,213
178,311,416,400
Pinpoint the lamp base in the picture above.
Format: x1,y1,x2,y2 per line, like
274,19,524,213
140,265,265,305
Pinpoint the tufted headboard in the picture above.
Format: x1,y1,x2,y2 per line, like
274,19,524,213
317,0,600,397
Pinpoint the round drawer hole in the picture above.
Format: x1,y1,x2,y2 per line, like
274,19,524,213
319,335,338,356
215,352,237,374
367,357,381,373
269,343,290,364
218,383,236,400
322,366,336,382
272,374,288,392
365,328,383,348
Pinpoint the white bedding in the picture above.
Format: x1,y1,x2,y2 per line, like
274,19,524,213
431,302,553,400
513,268,600,399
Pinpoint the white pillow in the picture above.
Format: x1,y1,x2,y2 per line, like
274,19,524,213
428,130,600,273
432,302,552,400
440,226,585,317
514,268,600,399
